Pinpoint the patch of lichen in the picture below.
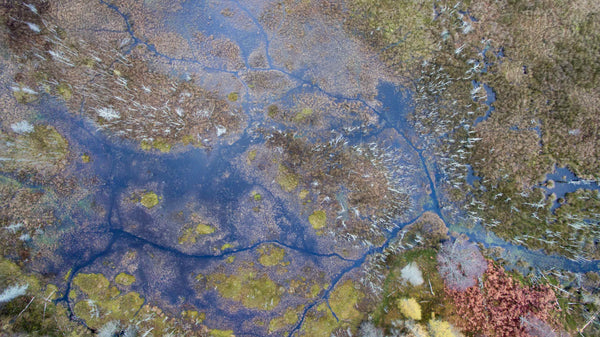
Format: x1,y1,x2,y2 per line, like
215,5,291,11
178,223,215,244
370,248,451,328
268,305,303,333
257,244,286,267
115,272,136,286
71,273,144,328
0,124,69,176
204,266,285,310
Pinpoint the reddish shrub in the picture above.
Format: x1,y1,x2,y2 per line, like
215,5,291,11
446,261,557,337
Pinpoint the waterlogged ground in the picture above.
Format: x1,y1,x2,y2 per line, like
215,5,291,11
1,1,600,336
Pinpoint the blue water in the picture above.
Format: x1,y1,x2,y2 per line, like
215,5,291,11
12,1,598,335
472,81,496,126
540,166,600,211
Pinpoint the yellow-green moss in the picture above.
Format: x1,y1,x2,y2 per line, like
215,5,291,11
247,149,257,162
309,210,327,230
329,280,363,322
81,154,90,163
300,303,338,336
152,138,172,153
182,310,205,324
63,269,72,282
206,267,284,310
269,305,302,333
310,284,322,298
56,83,72,100
72,273,144,328
115,272,136,286
299,189,309,199
253,192,262,201
179,224,215,244
140,140,152,151
293,107,313,123
226,255,236,263
227,92,239,102
257,244,286,267
267,104,279,118
140,191,159,208
276,165,299,192
209,329,235,337
221,243,233,250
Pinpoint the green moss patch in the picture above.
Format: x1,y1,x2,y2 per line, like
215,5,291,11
257,244,286,267
181,310,205,324
247,149,257,162
152,138,172,153
300,303,338,336
115,272,136,286
276,165,299,192
309,210,327,230
140,191,159,208
267,104,279,118
227,92,239,102
329,280,363,322
292,107,313,123
71,273,144,328
209,329,235,337
269,305,302,333
56,82,72,100
179,224,215,244
221,243,234,250
206,267,284,310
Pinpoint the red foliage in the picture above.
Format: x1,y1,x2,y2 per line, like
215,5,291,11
446,261,557,337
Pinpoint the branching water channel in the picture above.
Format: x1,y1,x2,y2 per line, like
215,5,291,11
22,0,595,335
